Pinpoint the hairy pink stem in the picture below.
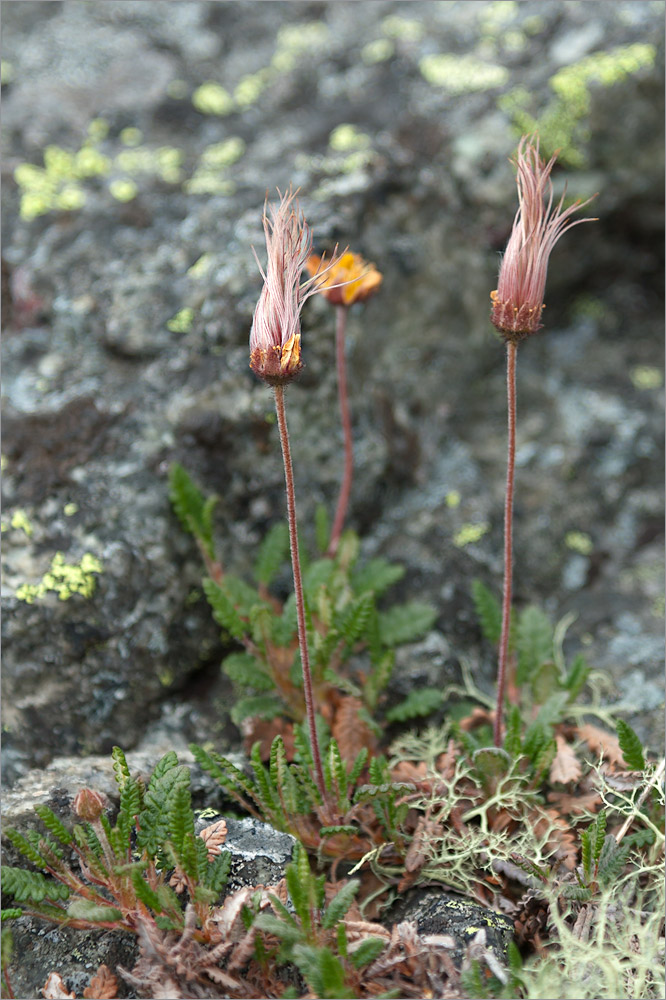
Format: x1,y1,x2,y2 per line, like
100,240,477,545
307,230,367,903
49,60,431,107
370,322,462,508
495,341,517,747
274,385,327,800
328,305,353,558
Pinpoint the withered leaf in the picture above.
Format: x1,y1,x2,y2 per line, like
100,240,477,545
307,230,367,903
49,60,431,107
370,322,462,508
549,734,582,785
83,964,118,1000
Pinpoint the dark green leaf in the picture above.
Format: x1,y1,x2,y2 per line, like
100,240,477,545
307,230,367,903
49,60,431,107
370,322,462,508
616,719,646,771
67,899,123,923
352,559,405,597
315,504,330,554
168,463,216,560
254,522,290,586
471,579,502,645
351,937,386,970
516,606,553,683
203,577,247,640
563,653,589,700
322,880,359,928
222,651,274,692
231,694,284,726
385,688,442,723
378,602,437,646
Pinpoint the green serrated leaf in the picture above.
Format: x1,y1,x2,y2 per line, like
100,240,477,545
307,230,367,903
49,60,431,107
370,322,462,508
222,651,274,692
336,591,375,646
254,522,290,586
563,653,589,701
231,694,284,726
203,577,247,640
1,867,69,904
385,688,442,723
322,880,359,929
67,899,124,923
473,746,512,779
378,601,437,646
352,559,405,597
168,463,216,560
33,805,73,847
530,659,561,704
471,579,502,645
516,605,553,684
315,504,330,554
350,936,386,970
616,719,646,771
503,704,522,758
291,944,350,1000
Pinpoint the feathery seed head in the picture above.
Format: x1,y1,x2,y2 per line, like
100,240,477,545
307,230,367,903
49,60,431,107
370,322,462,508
491,136,597,343
250,187,344,385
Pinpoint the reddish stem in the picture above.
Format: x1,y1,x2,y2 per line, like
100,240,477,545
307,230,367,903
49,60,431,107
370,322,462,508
327,305,353,558
494,340,517,747
274,384,327,800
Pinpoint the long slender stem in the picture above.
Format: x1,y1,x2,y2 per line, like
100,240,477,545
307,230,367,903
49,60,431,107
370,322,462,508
494,340,517,747
273,384,327,800
327,305,353,558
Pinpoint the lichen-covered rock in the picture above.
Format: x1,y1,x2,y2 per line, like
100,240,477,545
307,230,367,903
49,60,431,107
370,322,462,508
2,0,662,785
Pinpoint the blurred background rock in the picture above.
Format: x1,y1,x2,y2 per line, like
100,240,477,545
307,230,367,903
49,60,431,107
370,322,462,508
2,0,663,785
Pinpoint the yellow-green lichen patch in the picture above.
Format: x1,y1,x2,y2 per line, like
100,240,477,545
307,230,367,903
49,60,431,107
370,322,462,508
109,179,138,202
361,38,394,65
420,53,509,94
272,21,330,72
158,668,174,687
184,138,245,195
1,60,15,85
15,154,88,221
192,81,234,116
10,510,33,537
329,124,372,153
234,69,272,108
63,503,79,517
120,127,143,147
15,552,103,604
453,522,490,548
167,307,195,333
87,118,110,142
380,15,425,42
445,490,461,509
115,146,183,184
630,365,662,391
187,253,214,280
565,530,593,555
500,42,656,166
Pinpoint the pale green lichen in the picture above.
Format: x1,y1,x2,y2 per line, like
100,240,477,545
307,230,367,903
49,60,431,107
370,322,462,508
167,308,195,334
272,21,330,71
184,138,245,195
380,15,425,42
500,42,656,166
329,124,371,153
1,59,15,85
120,127,143,147
630,365,662,390
192,81,234,116
15,552,103,604
63,503,79,517
10,510,33,537
187,253,214,280
420,53,509,93
453,522,489,547
234,70,272,107
109,179,138,202
565,530,593,555
445,490,461,509
361,38,394,65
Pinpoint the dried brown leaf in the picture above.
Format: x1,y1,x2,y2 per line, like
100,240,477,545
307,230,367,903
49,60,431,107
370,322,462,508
331,695,378,762
549,734,583,785
577,723,625,767
83,965,118,1000
200,818,228,859
42,973,76,999
547,789,602,816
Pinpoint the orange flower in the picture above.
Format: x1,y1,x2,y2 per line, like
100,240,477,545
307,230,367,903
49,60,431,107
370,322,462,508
306,251,382,307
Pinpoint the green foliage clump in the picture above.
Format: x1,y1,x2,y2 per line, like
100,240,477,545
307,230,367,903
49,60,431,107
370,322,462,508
169,465,437,729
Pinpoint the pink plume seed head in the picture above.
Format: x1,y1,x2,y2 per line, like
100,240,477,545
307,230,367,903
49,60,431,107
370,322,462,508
491,136,597,343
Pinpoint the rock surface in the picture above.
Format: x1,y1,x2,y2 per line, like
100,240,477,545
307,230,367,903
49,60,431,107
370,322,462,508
1,0,664,990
